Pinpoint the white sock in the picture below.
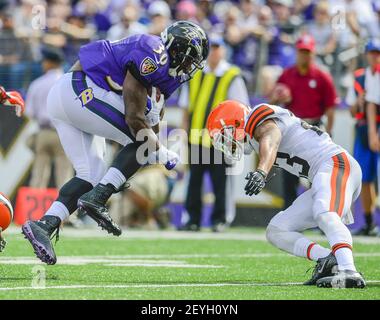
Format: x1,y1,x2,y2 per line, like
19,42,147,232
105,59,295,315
316,212,357,271
334,247,356,271
100,167,126,190
45,201,69,222
293,238,330,261
308,243,331,261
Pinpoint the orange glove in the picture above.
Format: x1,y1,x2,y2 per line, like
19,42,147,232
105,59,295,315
0,87,25,117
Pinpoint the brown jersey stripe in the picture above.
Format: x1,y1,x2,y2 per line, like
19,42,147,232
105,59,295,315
245,105,271,135
337,152,351,215
333,153,346,214
249,109,275,137
247,109,275,138
329,153,350,216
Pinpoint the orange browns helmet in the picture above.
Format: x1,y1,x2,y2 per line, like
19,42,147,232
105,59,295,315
0,192,13,231
207,100,250,160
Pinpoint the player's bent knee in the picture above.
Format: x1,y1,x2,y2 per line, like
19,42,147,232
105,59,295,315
266,223,284,246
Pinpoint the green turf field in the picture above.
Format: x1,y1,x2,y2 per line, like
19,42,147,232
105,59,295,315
0,226,379,300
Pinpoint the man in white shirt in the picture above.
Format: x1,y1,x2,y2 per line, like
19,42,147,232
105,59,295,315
346,39,380,236
25,48,73,188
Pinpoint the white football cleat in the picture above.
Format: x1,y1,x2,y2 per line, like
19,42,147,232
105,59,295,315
316,269,366,289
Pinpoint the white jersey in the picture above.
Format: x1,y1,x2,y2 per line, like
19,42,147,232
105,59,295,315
244,104,344,181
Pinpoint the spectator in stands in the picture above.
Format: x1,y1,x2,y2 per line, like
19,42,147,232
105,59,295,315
270,34,339,209
42,8,68,50
195,0,221,33
73,0,112,36
25,48,73,188
293,0,315,22
107,4,147,41
175,0,197,22
259,0,302,96
13,0,45,62
147,0,171,36
239,0,259,28
346,39,380,236
0,10,33,90
303,1,337,70
62,14,96,66
343,0,380,40
223,5,262,87
178,34,249,232
268,0,301,69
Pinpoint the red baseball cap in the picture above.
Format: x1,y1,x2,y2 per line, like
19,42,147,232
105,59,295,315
296,34,316,52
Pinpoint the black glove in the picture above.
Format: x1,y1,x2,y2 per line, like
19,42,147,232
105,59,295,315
245,169,267,196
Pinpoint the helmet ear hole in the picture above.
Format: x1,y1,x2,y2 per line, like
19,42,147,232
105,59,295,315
235,120,241,128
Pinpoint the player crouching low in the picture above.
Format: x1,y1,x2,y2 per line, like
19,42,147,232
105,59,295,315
207,100,366,289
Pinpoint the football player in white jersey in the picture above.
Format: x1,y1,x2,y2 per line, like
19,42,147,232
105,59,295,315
207,100,366,288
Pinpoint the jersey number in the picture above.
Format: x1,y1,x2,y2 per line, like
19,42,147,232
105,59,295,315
301,120,324,136
274,152,310,178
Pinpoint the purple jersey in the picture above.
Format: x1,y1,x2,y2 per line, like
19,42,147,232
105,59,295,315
78,34,182,98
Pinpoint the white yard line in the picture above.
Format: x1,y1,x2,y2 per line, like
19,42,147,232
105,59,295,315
1,252,379,266
6,227,380,244
0,281,380,291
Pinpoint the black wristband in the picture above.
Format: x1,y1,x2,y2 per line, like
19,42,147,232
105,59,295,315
256,169,267,180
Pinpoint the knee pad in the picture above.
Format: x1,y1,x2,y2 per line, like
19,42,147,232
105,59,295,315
316,212,352,247
57,177,93,214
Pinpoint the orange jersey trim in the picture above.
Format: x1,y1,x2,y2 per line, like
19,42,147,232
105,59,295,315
332,243,352,255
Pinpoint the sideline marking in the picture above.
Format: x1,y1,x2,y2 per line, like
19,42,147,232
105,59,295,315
6,227,380,244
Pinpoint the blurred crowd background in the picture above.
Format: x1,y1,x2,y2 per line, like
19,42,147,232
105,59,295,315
1,0,380,234
1,0,379,96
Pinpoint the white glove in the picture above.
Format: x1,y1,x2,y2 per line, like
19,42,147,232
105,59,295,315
147,145,179,170
145,87,164,127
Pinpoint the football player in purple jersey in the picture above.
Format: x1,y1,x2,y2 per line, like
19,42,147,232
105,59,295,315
22,21,209,265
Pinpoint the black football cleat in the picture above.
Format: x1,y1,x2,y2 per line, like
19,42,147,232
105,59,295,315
316,270,366,288
22,215,61,265
77,183,122,236
304,252,338,285
177,222,200,232
212,222,227,233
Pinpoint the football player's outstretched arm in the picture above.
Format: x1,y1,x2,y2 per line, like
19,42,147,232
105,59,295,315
253,119,282,175
123,72,160,151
